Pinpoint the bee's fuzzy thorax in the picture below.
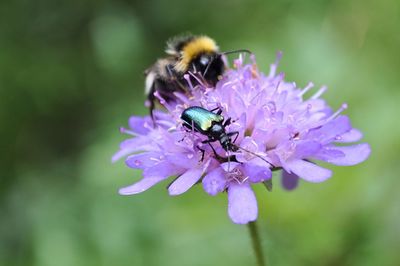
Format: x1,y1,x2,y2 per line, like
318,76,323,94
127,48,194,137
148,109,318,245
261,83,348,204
174,36,219,73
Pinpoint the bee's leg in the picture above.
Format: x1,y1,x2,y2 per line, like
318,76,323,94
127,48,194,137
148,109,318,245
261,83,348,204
166,64,187,92
147,88,156,125
166,64,175,79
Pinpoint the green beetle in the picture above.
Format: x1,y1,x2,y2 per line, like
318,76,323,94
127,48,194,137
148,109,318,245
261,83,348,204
180,106,239,152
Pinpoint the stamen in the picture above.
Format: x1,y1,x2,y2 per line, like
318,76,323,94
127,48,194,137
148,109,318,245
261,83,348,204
326,103,348,122
250,54,257,65
241,176,249,184
269,73,284,97
173,92,191,104
149,156,162,163
154,91,166,105
183,74,194,90
221,54,229,68
119,127,137,136
143,121,153,131
188,71,207,88
144,100,151,108
202,158,211,172
268,51,283,78
311,86,327,99
299,82,314,97
154,91,174,112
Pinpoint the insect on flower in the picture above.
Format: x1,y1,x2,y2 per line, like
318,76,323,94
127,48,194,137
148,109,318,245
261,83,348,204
115,52,371,224
145,34,250,119
181,106,274,167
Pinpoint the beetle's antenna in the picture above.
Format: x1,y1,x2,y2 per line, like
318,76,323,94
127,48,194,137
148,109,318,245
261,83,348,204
202,49,252,80
234,144,275,168
221,49,252,56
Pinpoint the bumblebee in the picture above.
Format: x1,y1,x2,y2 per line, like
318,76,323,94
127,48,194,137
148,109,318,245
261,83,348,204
145,35,228,118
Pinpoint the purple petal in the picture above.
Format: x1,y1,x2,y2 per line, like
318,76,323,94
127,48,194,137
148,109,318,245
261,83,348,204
168,168,203,196
244,158,272,183
125,152,161,169
153,110,174,123
286,159,332,183
112,149,133,163
335,128,363,143
312,147,345,161
325,143,370,166
112,137,155,162
119,160,181,195
307,115,351,144
119,176,166,195
227,182,258,224
143,160,182,179
202,167,226,196
165,153,198,169
119,137,152,150
235,137,261,163
293,140,322,158
281,170,299,190
128,116,151,135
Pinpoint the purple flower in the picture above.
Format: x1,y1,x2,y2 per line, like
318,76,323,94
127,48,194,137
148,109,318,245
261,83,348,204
114,53,370,224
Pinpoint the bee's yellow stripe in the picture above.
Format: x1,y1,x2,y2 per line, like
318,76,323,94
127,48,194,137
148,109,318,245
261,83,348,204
174,36,218,73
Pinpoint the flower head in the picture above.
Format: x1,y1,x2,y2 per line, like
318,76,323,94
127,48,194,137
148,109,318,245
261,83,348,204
114,53,370,224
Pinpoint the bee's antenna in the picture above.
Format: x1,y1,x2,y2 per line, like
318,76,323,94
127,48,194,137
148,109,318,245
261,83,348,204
233,144,275,168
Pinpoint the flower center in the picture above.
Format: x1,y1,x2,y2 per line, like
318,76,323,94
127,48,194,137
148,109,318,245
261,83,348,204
226,167,248,184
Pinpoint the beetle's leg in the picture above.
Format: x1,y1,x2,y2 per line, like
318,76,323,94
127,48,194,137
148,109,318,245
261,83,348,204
223,117,232,127
201,138,223,160
178,134,187,142
196,145,205,162
181,125,191,132
227,131,240,143
210,106,223,115
201,138,216,145
207,143,223,160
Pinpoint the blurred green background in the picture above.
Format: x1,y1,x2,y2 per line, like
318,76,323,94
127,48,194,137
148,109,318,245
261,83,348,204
1,0,399,265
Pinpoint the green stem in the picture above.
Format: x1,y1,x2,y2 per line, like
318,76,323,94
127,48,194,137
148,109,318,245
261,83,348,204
248,221,266,266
